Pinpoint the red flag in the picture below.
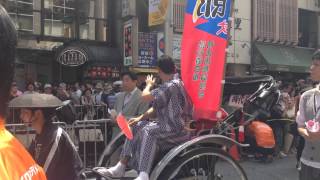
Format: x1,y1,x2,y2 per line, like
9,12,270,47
181,0,232,120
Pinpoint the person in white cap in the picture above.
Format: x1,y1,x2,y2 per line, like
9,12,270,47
44,84,53,95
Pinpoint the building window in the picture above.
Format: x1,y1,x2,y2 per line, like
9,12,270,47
172,0,185,33
8,0,34,33
253,0,298,44
298,9,318,48
8,0,109,42
78,0,108,41
44,0,76,38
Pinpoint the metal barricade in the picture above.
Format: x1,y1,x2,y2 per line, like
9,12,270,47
5,122,69,148
6,106,114,169
5,123,36,148
6,120,115,169
7,107,21,124
74,105,108,121
7,104,109,124
71,119,113,168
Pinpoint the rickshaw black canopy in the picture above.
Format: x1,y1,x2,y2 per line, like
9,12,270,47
223,75,273,96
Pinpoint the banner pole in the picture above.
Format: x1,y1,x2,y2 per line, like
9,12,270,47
220,0,236,109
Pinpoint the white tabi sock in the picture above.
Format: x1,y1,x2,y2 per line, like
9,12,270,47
103,161,126,177
134,171,149,180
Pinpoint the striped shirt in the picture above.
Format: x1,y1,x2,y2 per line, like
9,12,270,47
151,78,193,132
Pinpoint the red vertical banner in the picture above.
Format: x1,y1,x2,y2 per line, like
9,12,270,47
181,0,233,120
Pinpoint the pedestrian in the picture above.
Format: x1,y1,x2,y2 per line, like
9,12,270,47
56,83,70,101
69,85,81,105
107,84,118,109
111,71,149,120
74,82,82,98
101,82,113,108
113,80,123,95
101,82,114,143
280,95,296,157
81,88,96,120
43,83,53,95
0,5,47,179
94,82,104,105
34,81,42,93
296,50,320,180
80,84,86,93
85,82,94,91
10,94,83,180
9,82,22,100
293,86,312,170
25,82,37,94
94,82,105,119
94,55,193,180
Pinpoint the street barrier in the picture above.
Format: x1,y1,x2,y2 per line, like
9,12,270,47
6,118,114,169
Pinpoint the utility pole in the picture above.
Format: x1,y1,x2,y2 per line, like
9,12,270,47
164,0,173,57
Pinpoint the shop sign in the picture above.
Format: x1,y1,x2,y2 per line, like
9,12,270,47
173,34,182,59
157,32,165,58
149,0,169,26
228,95,250,108
57,48,88,66
85,66,121,79
138,32,157,67
124,21,133,66
122,0,136,18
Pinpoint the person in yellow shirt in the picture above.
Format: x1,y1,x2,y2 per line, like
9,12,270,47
0,5,46,179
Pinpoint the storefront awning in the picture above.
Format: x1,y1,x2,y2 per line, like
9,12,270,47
253,43,314,73
129,67,159,74
56,43,121,66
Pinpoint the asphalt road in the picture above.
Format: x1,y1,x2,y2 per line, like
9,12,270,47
241,155,299,180
87,155,299,180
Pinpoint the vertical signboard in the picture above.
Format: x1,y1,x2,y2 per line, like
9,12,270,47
157,32,165,58
181,0,233,119
123,21,133,66
172,34,182,59
122,0,136,17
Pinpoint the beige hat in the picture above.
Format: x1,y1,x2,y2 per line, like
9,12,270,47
9,94,63,108
96,83,103,89
113,81,122,86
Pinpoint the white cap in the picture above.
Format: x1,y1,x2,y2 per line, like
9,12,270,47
59,83,66,88
44,83,52,89
113,81,122,86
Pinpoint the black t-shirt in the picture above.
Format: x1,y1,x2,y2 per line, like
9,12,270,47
29,122,83,180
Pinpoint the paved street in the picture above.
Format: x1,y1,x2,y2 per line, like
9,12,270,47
88,154,299,180
241,155,299,180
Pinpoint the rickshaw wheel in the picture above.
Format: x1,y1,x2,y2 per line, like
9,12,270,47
159,147,247,180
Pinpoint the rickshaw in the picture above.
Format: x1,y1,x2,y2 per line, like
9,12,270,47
83,75,280,180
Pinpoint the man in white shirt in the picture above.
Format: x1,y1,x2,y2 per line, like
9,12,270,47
94,83,104,105
112,72,149,120
74,82,82,98
297,50,320,180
